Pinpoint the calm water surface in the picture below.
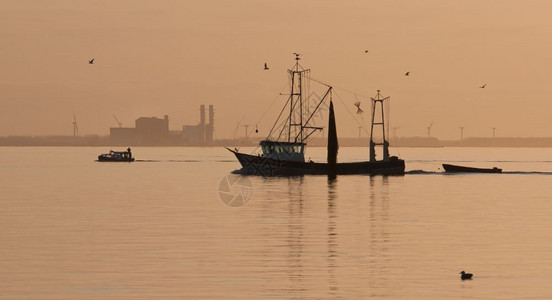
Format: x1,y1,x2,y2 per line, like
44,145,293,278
2,146,552,299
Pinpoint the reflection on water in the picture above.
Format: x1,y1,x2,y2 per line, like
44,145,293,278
368,176,390,297
3,147,552,299
286,177,305,294
326,177,338,295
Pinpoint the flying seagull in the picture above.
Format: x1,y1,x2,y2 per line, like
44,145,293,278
89,58,94,64
459,271,473,280
354,101,363,114
364,50,369,53
479,84,486,88
405,71,410,76
264,63,269,70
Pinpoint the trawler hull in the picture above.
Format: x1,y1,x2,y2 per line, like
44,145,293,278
229,149,405,176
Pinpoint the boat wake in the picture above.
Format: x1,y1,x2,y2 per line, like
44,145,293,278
405,170,552,175
502,171,552,175
232,168,552,176
134,159,235,163
406,170,442,175
409,159,552,163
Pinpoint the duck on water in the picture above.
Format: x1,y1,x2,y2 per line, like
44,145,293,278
460,271,473,280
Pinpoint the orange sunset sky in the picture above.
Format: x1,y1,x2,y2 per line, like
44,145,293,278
1,0,552,139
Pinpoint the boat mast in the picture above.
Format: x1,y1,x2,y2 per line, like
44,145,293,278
270,54,324,143
288,53,305,143
327,101,339,173
369,90,390,162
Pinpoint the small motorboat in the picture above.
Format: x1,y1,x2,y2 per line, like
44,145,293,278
443,163,501,173
98,147,135,162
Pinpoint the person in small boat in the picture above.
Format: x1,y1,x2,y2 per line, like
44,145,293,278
127,147,132,159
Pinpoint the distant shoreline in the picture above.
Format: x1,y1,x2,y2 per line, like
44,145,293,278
3,135,552,148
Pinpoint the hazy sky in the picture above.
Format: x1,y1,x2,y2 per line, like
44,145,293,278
2,0,552,139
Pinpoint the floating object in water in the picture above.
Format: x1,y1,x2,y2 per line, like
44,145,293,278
460,271,473,280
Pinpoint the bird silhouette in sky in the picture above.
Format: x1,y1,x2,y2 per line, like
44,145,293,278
405,71,410,76
264,63,269,70
480,84,486,88
89,58,94,64
364,50,369,53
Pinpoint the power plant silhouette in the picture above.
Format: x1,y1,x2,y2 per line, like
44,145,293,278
182,104,215,144
109,105,215,146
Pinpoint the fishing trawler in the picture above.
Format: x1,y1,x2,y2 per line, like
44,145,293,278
228,54,404,176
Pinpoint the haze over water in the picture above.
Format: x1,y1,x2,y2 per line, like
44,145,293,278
2,1,552,139
2,147,552,299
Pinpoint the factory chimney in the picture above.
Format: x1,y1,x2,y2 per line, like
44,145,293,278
206,105,214,142
199,105,206,143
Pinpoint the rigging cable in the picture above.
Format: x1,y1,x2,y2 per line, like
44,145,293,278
333,89,371,136
254,83,289,139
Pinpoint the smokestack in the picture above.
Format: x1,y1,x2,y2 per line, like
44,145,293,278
207,105,214,142
200,105,206,127
199,105,206,143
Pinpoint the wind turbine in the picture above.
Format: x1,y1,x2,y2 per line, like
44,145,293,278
73,114,79,137
113,114,122,128
392,127,401,139
242,124,250,139
233,115,247,140
426,121,434,138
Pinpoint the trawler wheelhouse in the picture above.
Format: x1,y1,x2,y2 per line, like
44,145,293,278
259,140,305,162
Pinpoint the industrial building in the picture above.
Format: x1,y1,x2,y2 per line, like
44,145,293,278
109,105,214,146
181,105,214,144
